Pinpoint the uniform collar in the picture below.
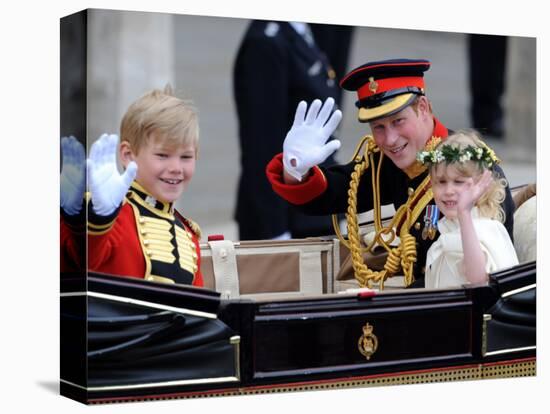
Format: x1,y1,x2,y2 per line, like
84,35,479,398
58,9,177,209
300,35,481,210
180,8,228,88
432,116,449,139
403,116,449,179
129,181,173,215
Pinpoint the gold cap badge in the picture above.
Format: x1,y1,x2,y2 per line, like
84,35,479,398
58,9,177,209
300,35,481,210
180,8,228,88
368,77,378,94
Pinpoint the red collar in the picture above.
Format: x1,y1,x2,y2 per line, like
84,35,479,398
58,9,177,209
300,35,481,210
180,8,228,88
432,116,448,139
403,116,449,179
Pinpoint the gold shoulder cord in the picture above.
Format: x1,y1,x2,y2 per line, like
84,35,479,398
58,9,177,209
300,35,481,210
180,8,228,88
331,136,432,290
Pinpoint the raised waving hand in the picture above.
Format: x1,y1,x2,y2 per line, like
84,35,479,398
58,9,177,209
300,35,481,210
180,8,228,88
456,170,493,216
87,134,137,216
60,136,86,215
282,97,342,181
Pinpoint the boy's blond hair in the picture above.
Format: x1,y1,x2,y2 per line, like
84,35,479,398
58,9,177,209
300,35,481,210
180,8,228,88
120,85,199,155
430,130,507,223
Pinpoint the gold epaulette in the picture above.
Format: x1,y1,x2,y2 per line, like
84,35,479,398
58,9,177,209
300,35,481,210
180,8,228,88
182,216,202,240
480,140,501,164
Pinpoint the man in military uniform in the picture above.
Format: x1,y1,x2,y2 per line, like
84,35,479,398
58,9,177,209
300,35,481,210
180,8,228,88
266,59,515,287
233,20,349,240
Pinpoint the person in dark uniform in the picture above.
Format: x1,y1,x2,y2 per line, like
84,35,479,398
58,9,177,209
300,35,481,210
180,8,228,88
266,59,515,288
309,23,355,106
468,34,508,138
233,20,349,240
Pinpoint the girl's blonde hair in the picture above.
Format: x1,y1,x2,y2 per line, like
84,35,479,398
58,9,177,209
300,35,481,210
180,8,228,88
120,84,199,155
430,129,507,222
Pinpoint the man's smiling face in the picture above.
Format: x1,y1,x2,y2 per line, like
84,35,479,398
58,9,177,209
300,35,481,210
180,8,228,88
369,97,432,170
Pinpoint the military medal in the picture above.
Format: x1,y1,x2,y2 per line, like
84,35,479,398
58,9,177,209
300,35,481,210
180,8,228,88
422,204,439,240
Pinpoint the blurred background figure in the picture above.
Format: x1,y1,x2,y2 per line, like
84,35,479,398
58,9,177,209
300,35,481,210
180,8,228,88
468,34,508,139
233,20,354,240
310,23,355,107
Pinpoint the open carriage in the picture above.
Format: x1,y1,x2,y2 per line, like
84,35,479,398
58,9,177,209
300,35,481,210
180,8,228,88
60,184,536,404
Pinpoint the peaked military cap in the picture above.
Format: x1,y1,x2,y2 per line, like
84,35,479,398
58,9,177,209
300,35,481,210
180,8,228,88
340,59,431,122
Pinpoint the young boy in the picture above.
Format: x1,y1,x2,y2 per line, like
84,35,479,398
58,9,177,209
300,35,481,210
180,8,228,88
61,86,203,286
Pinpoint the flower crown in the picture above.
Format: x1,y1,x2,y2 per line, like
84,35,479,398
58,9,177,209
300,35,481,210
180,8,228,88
416,142,499,168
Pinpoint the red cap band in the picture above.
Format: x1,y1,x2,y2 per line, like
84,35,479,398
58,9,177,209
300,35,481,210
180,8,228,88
357,76,425,100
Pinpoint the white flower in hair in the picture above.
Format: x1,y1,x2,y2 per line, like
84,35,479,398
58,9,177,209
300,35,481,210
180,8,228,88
416,151,427,162
459,152,472,163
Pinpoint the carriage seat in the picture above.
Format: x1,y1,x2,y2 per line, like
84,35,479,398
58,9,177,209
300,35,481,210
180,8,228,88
512,184,536,263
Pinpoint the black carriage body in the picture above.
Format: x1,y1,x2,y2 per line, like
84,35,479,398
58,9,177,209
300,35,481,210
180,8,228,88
60,262,536,404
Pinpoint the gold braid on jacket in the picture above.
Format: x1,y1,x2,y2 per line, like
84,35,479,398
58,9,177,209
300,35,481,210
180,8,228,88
332,136,433,289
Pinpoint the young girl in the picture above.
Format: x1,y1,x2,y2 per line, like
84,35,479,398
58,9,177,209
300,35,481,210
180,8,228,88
417,130,518,289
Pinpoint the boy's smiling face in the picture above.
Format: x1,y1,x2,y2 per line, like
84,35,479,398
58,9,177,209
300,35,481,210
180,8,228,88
122,132,196,203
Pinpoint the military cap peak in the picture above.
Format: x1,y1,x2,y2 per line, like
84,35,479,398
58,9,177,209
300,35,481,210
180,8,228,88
340,58,431,123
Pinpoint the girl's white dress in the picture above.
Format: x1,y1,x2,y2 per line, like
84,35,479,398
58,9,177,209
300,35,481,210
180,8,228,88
425,208,519,289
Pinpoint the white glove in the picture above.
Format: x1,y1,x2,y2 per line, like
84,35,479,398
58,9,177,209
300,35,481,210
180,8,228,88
87,133,138,216
283,97,342,181
60,136,86,215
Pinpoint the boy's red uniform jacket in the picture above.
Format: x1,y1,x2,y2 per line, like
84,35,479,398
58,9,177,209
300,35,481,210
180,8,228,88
61,181,203,287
